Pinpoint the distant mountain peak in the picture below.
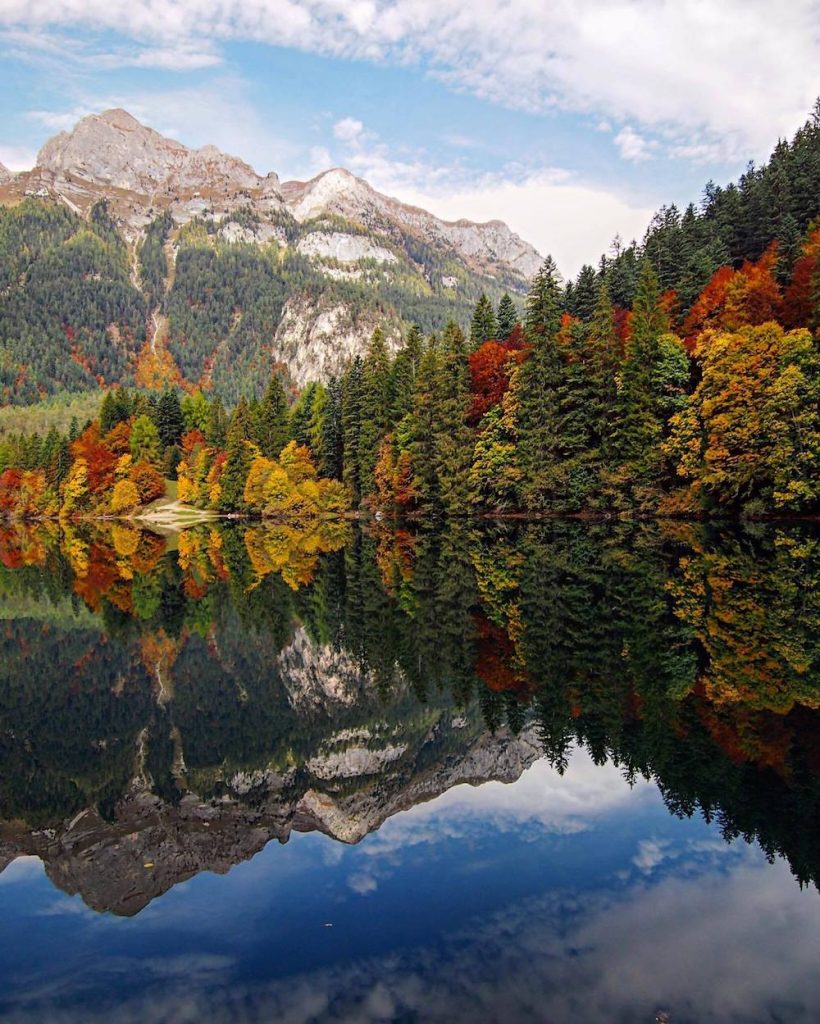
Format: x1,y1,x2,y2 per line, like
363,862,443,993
36,107,259,194
0,161,10,184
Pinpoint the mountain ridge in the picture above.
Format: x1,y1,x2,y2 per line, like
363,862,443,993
0,108,541,399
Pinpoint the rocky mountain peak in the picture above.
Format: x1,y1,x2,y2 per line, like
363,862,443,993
0,162,10,184
36,107,262,195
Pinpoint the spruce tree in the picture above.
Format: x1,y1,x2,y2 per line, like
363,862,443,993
341,357,364,502
610,260,670,503
390,324,422,422
156,388,184,449
409,336,442,510
358,328,392,498
433,321,474,515
218,397,254,512
517,256,568,510
256,374,290,458
321,375,344,479
207,397,229,447
470,293,498,348
586,283,622,461
496,293,518,340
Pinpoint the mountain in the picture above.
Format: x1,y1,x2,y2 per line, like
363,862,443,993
0,109,541,402
0,162,10,185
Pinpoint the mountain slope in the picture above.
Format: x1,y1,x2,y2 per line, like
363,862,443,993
0,110,541,402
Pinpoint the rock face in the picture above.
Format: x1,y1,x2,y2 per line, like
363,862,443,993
274,294,403,386
284,168,542,278
0,162,11,185
37,109,263,196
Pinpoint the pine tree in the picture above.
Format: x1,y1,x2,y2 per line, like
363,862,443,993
496,293,518,340
321,375,344,479
409,337,442,509
256,374,290,458
570,265,599,321
390,324,422,422
470,293,498,348
517,256,568,510
433,321,474,515
358,328,392,499
218,397,255,512
156,388,184,449
207,397,229,447
609,260,671,504
341,357,364,502
586,283,622,460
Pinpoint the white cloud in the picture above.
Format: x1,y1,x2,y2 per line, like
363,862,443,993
2,1,817,160
319,117,653,277
332,116,366,143
614,125,657,163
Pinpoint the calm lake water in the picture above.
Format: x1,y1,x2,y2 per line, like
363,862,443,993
0,519,818,1023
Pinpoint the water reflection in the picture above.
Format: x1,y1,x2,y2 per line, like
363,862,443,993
0,518,816,912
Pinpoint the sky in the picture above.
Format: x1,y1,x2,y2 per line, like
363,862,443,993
0,1,819,277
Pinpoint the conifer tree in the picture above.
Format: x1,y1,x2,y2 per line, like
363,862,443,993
207,397,229,447
470,293,498,348
609,260,673,503
409,336,442,509
218,397,255,512
517,256,568,509
586,283,622,460
156,388,184,449
390,324,423,422
321,375,344,480
256,374,290,458
433,321,474,515
496,293,518,340
341,357,364,502
358,328,392,498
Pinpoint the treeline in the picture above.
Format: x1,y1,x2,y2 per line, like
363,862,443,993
294,237,818,516
567,101,820,317
0,382,347,521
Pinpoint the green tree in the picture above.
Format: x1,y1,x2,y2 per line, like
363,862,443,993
156,388,185,449
470,293,498,348
255,374,290,458
358,328,392,499
496,293,518,340
130,414,161,465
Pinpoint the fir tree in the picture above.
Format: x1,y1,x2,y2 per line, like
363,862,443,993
255,374,290,458
433,321,474,515
358,328,392,499
609,260,671,504
156,388,185,449
341,357,364,502
496,293,518,340
390,324,422,422
470,293,498,348
517,256,568,510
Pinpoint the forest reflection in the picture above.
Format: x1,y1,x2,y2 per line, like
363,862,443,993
0,517,817,902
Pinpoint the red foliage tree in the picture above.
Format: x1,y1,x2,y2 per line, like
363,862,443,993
70,424,117,494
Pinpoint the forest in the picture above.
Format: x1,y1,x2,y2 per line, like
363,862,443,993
0,105,818,519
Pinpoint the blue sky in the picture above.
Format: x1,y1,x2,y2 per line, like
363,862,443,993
1,1,818,276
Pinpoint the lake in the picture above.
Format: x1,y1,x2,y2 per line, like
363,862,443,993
0,519,818,1023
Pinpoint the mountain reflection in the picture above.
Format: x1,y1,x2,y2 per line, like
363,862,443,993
0,519,817,914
